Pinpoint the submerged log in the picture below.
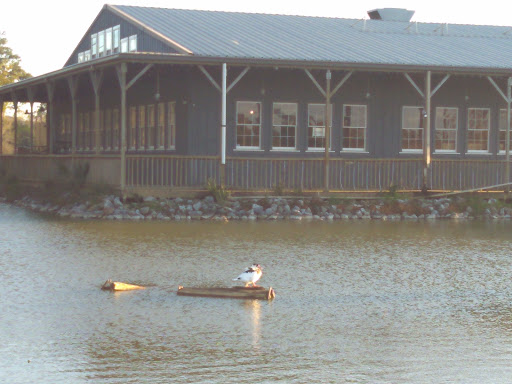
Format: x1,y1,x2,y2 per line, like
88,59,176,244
177,286,275,300
101,279,145,291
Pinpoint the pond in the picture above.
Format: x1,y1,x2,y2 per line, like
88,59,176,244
2,203,512,383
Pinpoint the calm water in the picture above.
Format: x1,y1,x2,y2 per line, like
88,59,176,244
2,203,512,383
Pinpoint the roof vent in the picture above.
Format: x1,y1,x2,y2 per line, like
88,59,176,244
367,8,414,22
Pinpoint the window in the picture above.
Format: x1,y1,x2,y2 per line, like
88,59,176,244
104,109,112,150
113,108,119,150
236,101,261,148
91,33,98,58
77,113,83,150
342,104,367,150
402,106,423,151
272,103,297,149
84,50,91,61
98,30,105,57
129,106,137,149
84,112,90,150
121,38,128,53
147,104,155,149
499,109,512,153
157,103,165,149
78,52,85,63
467,108,489,152
129,35,137,52
167,102,176,149
435,107,458,152
113,26,120,53
138,105,146,149
99,110,105,149
105,28,112,54
308,103,332,149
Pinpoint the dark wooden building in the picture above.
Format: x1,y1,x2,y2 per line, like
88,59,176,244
1,5,512,193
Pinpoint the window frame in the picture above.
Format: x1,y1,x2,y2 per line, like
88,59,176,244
147,104,155,150
342,104,367,152
272,102,298,151
467,107,490,153
91,33,98,58
498,108,512,154
121,37,128,53
98,30,105,57
236,101,262,150
105,27,113,55
138,105,146,150
129,35,137,52
157,102,165,149
113,108,120,150
113,25,120,53
167,101,176,150
129,106,137,150
434,107,458,153
307,103,332,151
401,106,424,153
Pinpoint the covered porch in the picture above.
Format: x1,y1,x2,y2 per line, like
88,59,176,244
1,54,512,194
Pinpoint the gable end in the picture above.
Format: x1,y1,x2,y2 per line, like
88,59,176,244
64,5,190,68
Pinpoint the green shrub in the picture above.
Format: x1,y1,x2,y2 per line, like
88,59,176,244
206,178,230,204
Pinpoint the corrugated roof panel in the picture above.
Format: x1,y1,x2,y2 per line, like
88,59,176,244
114,5,512,69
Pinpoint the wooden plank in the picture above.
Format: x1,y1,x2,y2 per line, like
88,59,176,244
101,280,145,291
177,286,275,300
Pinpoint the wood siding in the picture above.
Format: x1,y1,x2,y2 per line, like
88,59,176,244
65,8,178,67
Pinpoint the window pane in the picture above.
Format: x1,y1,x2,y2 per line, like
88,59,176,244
272,103,297,149
236,102,261,148
343,104,366,150
434,107,457,151
467,108,489,151
308,104,331,149
402,106,423,150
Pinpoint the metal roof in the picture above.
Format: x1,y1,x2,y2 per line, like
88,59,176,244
112,5,512,71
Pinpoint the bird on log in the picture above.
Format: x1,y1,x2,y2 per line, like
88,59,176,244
233,264,263,287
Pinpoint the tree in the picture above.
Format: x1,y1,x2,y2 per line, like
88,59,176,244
0,32,31,87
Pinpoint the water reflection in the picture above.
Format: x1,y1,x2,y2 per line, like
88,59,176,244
242,300,261,351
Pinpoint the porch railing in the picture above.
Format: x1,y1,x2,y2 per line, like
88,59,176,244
1,154,510,192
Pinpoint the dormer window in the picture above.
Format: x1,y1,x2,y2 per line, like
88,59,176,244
121,37,128,53
98,30,105,57
91,33,98,58
106,28,112,55
129,35,137,52
113,25,120,53
79,25,125,63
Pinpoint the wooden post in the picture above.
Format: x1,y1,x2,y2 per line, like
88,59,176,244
27,88,35,153
90,70,103,154
324,70,331,193
221,63,227,186
423,70,431,192
117,63,127,194
46,81,55,154
67,76,79,154
30,102,34,152
13,100,18,155
506,77,511,193
0,100,3,155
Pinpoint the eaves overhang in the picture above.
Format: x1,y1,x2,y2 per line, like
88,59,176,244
2,52,512,100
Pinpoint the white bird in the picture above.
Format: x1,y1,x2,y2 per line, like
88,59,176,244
233,264,263,287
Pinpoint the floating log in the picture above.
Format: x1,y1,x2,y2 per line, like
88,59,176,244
101,279,145,291
177,286,275,300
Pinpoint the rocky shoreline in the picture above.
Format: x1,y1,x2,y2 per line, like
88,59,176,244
2,193,512,222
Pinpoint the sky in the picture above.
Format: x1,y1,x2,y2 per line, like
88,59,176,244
2,0,512,77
